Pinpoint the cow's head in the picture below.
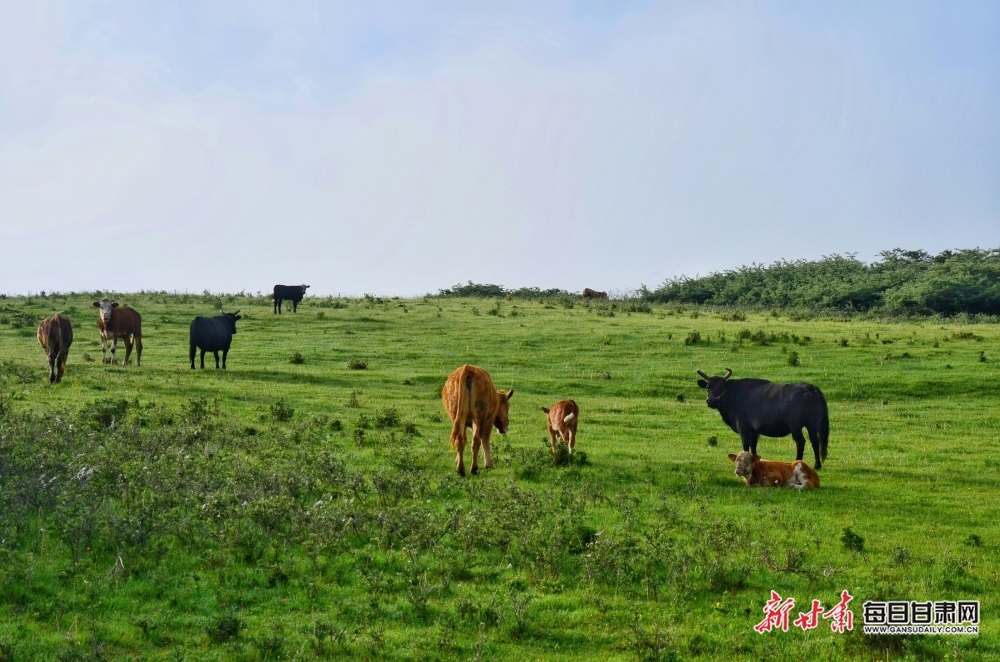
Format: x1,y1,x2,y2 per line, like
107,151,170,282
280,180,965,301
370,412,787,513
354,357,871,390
493,389,514,434
696,368,733,409
219,309,242,334
728,451,759,478
300,284,311,292
92,298,119,323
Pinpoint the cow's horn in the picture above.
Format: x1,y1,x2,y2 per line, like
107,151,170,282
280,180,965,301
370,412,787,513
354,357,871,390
233,308,241,315
723,368,733,380
697,370,710,380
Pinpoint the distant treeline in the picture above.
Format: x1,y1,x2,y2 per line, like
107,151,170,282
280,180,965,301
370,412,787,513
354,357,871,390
641,248,1000,316
437,282,574,299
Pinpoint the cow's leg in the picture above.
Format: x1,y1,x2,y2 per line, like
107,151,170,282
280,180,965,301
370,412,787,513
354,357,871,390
470,424,482,475
122,336,133,365
568,428,576,454
481,427,494,470
101,334,109,364
190,344,196,369
548,426,558,453
451,420,467,476
48,352,57,384
200,349,206,369
805,427,822,469
740,430,758,455
213,351,221,369
292,300,297,312
58,349,68,382
791,430,808,464
222,348,229,369
134,336,142,367
110,337,119,365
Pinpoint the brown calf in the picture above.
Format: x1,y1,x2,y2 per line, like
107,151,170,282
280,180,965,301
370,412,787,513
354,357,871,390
541,400,579,453
582,288,608,299
728,452,820,490
93,298,143,366
37,314,73,384
441,364,514,476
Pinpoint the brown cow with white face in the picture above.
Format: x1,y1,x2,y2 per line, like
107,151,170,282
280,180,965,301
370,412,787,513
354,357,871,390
582,288,608,299
37,314,73,383
728,452,820,490
92,298,143,366
441,364,513,476
542,400,579,454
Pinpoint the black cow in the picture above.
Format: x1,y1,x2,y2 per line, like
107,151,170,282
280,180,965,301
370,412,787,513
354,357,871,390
273,284,310,313
189,310,242,369
696,368,829,469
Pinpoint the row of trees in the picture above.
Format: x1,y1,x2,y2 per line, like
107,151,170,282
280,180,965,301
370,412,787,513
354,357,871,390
437,249,1000,316
640,248,1000,316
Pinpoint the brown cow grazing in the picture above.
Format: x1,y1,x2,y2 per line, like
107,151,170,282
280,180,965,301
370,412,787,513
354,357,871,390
728,452,820,490
542,400,579,454
37,314,73,384
582,288,608,299
92,298,143,366
441,364,514,476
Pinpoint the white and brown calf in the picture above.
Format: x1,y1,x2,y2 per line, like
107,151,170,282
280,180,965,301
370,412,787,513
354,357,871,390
542,399,579,453
93,298,143,366
728,451,819,490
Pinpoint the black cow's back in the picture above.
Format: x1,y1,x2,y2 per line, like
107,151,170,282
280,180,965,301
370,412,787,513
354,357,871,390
189,316,233,352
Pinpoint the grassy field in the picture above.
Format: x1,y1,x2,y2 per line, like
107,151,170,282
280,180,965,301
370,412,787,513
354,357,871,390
0,291,997,660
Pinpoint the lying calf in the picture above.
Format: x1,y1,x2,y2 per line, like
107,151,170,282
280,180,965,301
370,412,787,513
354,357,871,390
728,451,820,490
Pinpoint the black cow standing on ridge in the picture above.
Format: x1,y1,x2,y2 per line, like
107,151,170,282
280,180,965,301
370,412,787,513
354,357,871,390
696,368,829,469
190,310,242,369
273,284,310,314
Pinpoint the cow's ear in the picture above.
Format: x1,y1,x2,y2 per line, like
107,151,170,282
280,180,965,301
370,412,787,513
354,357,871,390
506,389,514,400
753,455,761,462
727,454,737,462
111,302,119,308
92,301,100,308
697,380,708,389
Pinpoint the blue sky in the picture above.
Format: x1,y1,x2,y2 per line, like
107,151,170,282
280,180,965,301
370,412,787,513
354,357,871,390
2,1,998,296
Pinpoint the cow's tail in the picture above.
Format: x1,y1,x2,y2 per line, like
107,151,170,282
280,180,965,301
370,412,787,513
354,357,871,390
563,412,575,423
820,400,830,461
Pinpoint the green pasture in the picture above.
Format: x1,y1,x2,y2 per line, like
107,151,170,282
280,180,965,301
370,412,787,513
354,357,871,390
0,292,997,660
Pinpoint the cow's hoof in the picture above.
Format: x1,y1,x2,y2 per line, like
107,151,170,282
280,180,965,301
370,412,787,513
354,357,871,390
457,466,465,477
470,466,479,475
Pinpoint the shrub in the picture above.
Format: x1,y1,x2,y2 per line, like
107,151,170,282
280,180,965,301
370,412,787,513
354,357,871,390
841,527,865,553
684,330,701,345
184,396,215,424
270,399,295,423
374,407,401,429
348,359,368,370
207,611,243,644
80,397,130,429
787,351,800,367
289,351,305,365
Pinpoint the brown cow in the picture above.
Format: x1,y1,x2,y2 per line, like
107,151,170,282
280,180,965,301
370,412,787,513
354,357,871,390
541,400,579,454
441,364,514,476
582,288,608,299
728,452,820,490
92,298,143,366
37,314,73,384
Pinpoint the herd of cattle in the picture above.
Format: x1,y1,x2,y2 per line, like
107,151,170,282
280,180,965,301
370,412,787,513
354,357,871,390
33,285,830,488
